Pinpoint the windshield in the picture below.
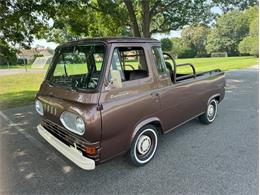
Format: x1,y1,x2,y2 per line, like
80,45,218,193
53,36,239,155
47,43,106,90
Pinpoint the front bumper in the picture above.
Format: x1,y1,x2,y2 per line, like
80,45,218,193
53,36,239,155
37,124,95,170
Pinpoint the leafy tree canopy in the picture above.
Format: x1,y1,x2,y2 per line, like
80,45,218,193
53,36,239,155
42,1,130,43
206,6,258,55
181,25,210,57
43,0,214,42
0,0,259,57
161,38,173,51
0,0,55,62
239,16,259,56
46,0,258,41
213,0,258,13
0,39,16,64
171,37,196,58
0,0,54,47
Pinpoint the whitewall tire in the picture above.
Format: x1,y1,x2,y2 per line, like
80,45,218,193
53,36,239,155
199,99,218,124
130,125,158,166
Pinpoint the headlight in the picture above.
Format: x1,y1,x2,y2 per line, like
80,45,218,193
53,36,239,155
60,111,85,135
75,116,85,134
35,100,43,116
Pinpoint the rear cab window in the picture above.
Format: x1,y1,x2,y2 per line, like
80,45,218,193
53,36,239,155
152,47,168,75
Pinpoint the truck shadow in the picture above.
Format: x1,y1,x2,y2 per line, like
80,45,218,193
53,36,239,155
0,105,206,193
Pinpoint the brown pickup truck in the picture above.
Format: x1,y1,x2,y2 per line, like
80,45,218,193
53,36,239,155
35,38,225,170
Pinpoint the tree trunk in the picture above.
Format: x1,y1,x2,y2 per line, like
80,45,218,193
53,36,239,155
141,0,151,38
123,0,141,37
7,59,10,70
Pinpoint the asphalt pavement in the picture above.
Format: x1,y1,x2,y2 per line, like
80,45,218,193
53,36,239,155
0,67,258,195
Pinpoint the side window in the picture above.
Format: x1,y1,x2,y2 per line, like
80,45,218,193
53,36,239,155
152,47,168,74
109,48,125,81
109,47,149,82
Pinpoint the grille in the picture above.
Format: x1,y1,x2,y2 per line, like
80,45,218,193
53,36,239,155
41,119,90,152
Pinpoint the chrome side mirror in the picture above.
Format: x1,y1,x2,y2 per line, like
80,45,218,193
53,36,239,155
105,70,123,90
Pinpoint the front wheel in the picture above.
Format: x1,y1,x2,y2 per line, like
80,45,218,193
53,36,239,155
129,125,158,166
199,99,218,124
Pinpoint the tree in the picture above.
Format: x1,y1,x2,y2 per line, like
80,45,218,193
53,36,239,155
213,0,258,13
161,38,173,51
124,0,214,37
46,0,214,41
171,38,184,56
43,1,130,43
1,0,258,57
0,1,54,47
171,37,196,58
0,0,55,63
206,7,258,55
239,17,259,56
0,40,17,65
181,25,210,57
49,0,257,41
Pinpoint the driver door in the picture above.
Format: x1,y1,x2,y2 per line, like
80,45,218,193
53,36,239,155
98,44,161,161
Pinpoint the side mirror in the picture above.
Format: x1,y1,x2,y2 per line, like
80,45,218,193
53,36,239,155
105,70,123,90
111,70,123,88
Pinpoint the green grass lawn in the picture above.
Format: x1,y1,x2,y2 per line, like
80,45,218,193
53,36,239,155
0,56,258,110
0,73,45,109
175,56,258,74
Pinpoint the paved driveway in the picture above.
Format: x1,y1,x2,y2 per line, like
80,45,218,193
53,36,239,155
0,67,258,194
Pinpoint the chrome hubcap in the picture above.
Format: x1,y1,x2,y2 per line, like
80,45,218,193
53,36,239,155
137,135,151,155
208,104,215,117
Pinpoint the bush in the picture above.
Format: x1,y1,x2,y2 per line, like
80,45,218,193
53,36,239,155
171,38,196,58
239,17,259,56
161,38,173,52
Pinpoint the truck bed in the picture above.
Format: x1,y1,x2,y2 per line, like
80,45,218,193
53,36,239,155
176,69,222,82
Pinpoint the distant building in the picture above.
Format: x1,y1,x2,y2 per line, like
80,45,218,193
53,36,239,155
37,48,54,57
16,48,54,64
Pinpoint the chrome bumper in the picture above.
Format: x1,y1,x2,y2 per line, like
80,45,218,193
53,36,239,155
37,124,95,170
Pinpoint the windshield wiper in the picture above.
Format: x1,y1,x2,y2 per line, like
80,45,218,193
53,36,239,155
62,54,68,77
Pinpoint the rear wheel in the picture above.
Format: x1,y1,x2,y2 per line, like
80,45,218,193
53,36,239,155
129,125,158,166
199,99,218,124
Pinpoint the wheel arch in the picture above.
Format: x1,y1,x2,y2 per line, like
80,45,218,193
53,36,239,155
129,117,163,148
208,93,221,104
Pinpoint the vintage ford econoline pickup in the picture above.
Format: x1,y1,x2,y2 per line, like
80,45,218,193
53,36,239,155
35,38,225,170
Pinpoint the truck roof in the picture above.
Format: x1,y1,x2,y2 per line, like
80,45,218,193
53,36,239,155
57,37,160,48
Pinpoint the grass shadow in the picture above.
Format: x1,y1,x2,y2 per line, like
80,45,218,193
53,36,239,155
0,90,37,110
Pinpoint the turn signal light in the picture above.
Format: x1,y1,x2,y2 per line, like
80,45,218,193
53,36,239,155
85,146,97,155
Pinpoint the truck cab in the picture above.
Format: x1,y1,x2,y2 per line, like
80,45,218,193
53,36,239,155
36,38,225,170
